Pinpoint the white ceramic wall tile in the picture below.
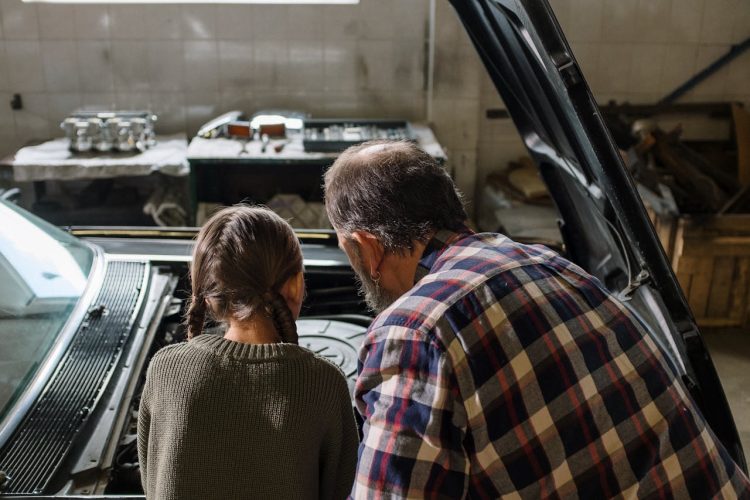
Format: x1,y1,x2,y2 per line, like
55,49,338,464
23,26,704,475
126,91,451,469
700,0,737,44
47,92,82,126
0,92,15,130
252,5,289,41
219,89,253,112
218,40,254,90
287,6,324,41
435,0,469,48
111,41,149,92
12,92,49,139
144,5,181,40
109,5,146,40
215,5,254,40
596,43,633,94
0,42,8,91
567,0,603,42
601,0,638,43
0,0,39,40
357,40,394,91
73,5,110,40
79,92,116,110
147,41,184,91
76,41,114,92
37,5,76,40
692,44,730,96
113,92,151,112
452,97,480,147
570,42,600,84
288,40,324,90
5,41,44,92
629,44,666,94
732,3,750,43
635,0,672,44
392,40,425,92
183,41,219,92
659,44,698,94
322,5,361,40
253,39,289,90
149,91,185,133
358,0,395,40
393,1,429,41
41,41,79,92
181,5,216,40
323,40,358,91
727,51,750,95
667,0,703,43
433,44,481,100
185,91,220,134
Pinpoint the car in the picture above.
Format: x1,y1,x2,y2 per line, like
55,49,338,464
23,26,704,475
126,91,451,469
0,0,745,497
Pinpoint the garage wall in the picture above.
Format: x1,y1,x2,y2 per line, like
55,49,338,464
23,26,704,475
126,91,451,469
0,0,749,219
0,0,429,156
474,0,750,205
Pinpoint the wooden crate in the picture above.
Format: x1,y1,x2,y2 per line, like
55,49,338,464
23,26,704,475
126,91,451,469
651,214,750,328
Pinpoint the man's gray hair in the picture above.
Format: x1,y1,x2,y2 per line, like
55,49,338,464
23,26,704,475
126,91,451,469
324,140,467,254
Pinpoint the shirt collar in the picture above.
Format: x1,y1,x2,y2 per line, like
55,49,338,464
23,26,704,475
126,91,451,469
415,224,474,284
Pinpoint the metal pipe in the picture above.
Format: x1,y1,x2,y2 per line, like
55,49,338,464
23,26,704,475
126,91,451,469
660,37,750,104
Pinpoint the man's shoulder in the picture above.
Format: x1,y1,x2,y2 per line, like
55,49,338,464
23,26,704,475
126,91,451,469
370,233,580,335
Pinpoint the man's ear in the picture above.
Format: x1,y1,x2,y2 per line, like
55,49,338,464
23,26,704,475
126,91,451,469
350,231,385,276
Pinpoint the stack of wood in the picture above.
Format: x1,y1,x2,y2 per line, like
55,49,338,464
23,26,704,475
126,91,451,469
613,103,750,216
605,102,750,329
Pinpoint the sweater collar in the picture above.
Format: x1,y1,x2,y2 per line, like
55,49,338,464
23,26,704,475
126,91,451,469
415,224,474,284
191,334,304,361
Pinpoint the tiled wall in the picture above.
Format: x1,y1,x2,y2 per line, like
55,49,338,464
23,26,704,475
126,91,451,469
0,0,429,154
0,0,749,215
476,0,750,191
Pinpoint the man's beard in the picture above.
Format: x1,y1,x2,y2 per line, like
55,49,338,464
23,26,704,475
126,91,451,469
348,244,400,314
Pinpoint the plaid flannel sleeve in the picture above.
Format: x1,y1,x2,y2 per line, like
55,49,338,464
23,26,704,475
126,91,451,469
351,324,469,499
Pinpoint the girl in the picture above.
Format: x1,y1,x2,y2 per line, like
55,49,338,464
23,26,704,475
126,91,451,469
138,206,358,499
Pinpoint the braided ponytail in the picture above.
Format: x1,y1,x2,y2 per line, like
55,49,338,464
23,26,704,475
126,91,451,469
186,294,207,339
264,291,298,344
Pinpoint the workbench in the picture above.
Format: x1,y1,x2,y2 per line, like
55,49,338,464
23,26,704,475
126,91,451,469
0,134,189,226
185,124,446,224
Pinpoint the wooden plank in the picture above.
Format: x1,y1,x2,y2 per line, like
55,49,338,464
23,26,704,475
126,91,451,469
732,103,750,187
688,258,714,319
682,215,750,234
730,258,750,325
697,318,744,328
675,256,698,300
706,256,735,318
680,240,750,257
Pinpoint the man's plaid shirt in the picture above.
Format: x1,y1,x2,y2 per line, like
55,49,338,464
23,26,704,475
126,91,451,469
352,227,750,498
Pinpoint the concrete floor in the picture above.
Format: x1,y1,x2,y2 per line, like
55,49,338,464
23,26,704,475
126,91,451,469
704,330,750,464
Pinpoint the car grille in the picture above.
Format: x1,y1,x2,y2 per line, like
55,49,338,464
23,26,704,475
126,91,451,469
0,261,147,495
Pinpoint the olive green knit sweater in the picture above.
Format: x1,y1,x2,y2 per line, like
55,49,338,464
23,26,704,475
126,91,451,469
137,334,358,500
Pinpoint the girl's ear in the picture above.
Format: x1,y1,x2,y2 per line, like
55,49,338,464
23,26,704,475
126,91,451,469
280,271,305,320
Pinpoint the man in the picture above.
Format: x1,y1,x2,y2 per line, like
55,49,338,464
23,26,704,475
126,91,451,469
324,140,750,498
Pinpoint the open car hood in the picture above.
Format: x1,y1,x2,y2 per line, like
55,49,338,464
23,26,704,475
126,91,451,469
451,0,746,469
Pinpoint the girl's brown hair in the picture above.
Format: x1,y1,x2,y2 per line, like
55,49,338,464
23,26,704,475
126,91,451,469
185,205,303,343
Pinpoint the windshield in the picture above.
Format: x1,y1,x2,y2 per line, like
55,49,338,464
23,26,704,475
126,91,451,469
0,200,94,422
